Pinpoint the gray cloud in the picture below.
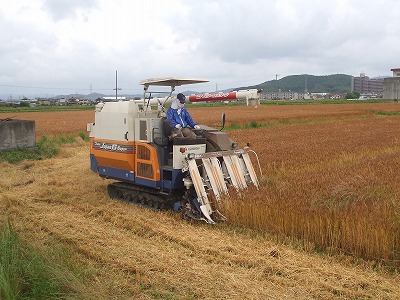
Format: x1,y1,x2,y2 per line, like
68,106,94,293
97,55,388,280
172,0,400,71
1,0,400,98
42,0,99,20
0,14,55,82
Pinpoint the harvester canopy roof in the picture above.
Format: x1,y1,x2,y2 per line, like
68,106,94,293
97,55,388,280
140,77,209,87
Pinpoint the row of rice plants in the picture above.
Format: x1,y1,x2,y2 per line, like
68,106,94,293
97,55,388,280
222,118,400,267
221,185,399,265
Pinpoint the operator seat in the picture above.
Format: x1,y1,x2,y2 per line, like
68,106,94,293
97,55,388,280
162,118,174,140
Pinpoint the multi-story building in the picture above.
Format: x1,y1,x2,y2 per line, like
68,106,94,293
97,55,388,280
263,91,302,100
352,73,384,96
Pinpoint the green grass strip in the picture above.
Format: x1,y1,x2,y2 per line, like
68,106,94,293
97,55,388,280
0,105,94,113
0,132,89,164
0,220,63,300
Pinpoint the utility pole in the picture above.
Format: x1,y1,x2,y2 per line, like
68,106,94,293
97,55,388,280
304,74,308,93
275,74,280,99
113,70,122,101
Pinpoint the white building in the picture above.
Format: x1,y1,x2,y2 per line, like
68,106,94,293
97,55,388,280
383,68,400,100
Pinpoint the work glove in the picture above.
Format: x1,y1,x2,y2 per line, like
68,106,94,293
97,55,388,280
194,125,200,129
175,124,182,129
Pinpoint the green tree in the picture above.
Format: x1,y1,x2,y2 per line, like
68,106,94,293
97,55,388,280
19,101,30,107
345,92,360,99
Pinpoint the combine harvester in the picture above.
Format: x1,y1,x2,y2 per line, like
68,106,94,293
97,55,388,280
87,77,260,224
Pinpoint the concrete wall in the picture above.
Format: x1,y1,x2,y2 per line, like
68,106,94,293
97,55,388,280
383,78,400,100
0,119,36,151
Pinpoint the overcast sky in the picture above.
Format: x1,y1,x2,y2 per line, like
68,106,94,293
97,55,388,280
1,0,399,98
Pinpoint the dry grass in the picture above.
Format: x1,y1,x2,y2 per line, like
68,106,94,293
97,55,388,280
1,146,400,299
1,102,400,298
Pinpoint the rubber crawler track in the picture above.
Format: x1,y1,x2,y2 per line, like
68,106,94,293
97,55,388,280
107,181,180,211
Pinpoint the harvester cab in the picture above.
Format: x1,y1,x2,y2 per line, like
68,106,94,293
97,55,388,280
87,77,260,224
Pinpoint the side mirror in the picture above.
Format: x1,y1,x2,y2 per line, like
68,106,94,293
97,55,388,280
220,112,226,131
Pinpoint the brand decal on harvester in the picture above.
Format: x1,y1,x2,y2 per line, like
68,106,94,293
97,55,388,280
186,146,201,151
93,141,133,153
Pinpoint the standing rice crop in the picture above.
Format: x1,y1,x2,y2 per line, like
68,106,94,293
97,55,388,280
221,115,400,266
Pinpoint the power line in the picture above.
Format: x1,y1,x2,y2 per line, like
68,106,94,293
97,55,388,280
0,84,143,92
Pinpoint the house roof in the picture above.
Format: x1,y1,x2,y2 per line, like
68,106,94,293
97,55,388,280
390,68,400,71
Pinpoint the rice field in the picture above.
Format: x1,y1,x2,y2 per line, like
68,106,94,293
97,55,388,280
1,101,400,299
1,101,399,138
224,116,400,265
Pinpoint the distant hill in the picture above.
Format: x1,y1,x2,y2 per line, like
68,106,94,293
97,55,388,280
53,92,141,100
238,74,353,93
37,74,353,100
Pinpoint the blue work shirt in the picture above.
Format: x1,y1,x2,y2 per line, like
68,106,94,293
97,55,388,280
166,107,197,128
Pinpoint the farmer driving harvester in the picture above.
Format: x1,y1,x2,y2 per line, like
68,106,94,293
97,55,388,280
166,93,200,139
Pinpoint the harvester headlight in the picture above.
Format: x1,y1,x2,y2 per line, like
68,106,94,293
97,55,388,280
231,142,238,148
187,153,195,159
